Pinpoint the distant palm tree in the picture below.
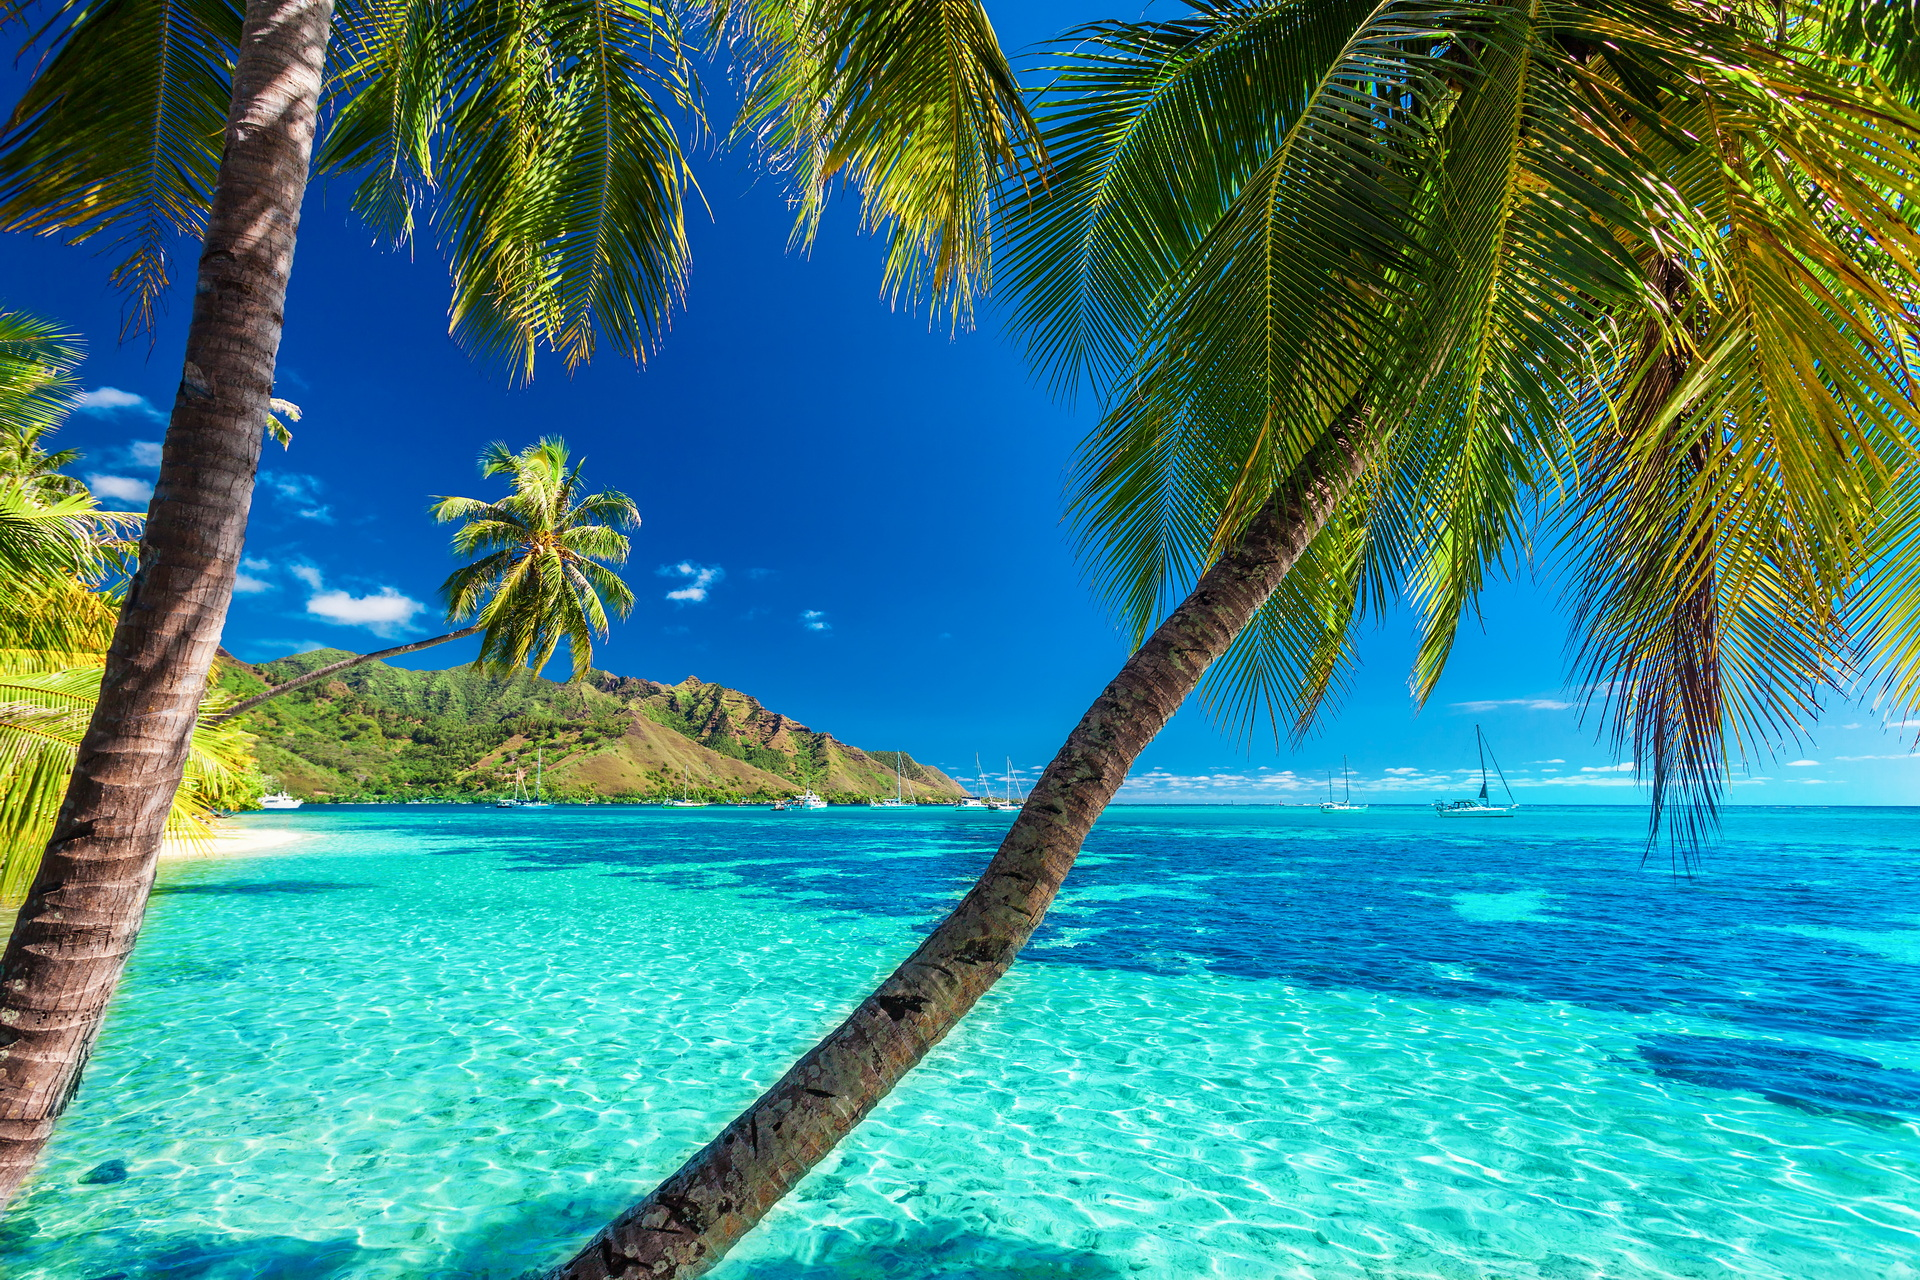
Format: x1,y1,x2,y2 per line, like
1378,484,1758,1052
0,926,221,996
212,437,638,723
0,309,83,502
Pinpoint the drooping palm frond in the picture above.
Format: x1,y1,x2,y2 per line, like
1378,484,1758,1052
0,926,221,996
0,648,256,902
0,480,141,590
0,0,242,336
721,0,1043,329
431,435,638,678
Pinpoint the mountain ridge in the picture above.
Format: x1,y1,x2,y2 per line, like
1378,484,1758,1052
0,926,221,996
216,649,965,802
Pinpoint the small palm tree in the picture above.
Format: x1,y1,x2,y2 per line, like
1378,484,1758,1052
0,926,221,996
212,437,637,723
0,308,84,502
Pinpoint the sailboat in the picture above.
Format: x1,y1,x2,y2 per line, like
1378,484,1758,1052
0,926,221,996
1320,757,1368,812
955,753,991,808
1434,725,1520,815
517,748,552,808
988,757,1024,812
668,764,709,808
869,753,911,808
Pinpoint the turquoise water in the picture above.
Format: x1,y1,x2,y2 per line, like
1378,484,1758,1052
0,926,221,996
3,804,1918,1279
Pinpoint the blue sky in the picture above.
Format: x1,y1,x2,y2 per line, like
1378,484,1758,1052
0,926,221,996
3,1,1916,806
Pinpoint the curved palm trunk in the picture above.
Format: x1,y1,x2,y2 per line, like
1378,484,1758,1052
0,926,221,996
208,624,484,725
555,421,1368,1280
0,0,334,1206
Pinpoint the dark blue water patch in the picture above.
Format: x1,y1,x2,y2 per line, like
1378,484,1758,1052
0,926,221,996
473,807,1920,1047
1632,1033,1920,1122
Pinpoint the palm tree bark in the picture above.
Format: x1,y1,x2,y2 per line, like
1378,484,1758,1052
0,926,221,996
554,415,1370,1280
0,0,334,1206
208,625,485,725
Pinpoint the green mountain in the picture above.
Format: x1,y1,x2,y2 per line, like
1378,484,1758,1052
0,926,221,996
216,649,966,803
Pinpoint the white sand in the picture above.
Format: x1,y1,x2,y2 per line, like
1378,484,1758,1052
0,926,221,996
159,820,311,862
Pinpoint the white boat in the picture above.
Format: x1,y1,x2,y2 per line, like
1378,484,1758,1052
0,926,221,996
793,789,827,809
667,765,707,808
1435,725,1520,815
987,756,1025,812
259,791,302,810
869,754,912,808
956,753,991,808
1320,757,1368,812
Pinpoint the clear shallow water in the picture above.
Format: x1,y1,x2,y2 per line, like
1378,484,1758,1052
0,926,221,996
4,804,1918,1280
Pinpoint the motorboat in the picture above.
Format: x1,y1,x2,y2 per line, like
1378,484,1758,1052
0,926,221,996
259,791,302,810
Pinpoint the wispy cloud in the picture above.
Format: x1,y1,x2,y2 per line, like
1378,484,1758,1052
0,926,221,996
1835,753,1919,761
242,556,273,571
1452,697,1575,712
232,573,274,594
260,471,331,521
306,587,424,637
801,609,830,632
659,561,723,603
85,474,153,506
125,441,163,468
289,564,324,590
75,387,163,418
1786,759,1819,768
1580,762,1635,773
1886,720,1920,730
1533,758,1566,764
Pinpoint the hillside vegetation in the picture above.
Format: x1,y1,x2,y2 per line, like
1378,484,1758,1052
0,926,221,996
219,650,964,803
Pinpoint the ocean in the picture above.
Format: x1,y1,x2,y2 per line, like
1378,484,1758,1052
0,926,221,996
2,804,1916,1279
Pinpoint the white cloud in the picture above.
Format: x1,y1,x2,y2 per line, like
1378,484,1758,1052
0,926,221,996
232,573,274,594
1841,723,1863,730
801,609,830,632
75,387,162,417
1786,759,1819,767
126,440,163,468
1533,758,1566,764
1451,697,1575,712
1835,753,1920,761
306,587,424,636
242,556,272,571
289,564,324,590
1383,766,1419,775
85,474,153,505
1885,720,1920,730
1580,762,1635,773
659,561,724,603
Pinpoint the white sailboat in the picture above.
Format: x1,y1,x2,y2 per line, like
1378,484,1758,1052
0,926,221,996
1320,757,1368,812
1434,725,1520,815
668,764,708,808
869,753,910,808
988,757,1024,812
956,753,991,808
516,747,553,808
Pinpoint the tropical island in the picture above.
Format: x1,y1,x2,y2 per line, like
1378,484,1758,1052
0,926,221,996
223,649,965,804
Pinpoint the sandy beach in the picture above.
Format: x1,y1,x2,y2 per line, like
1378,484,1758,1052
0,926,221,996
159,819,311,862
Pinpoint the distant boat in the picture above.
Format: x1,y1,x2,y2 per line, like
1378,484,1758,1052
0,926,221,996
956,753,991,808
1321,757,1368,812
988,757,1024,812
792,789,827,809
668,764,708,808
517,747,553,808
1434,725,1520,815
869,753,910,808
259,791,302,810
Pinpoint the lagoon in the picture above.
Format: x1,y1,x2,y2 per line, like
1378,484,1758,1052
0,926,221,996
4,804,1917,1278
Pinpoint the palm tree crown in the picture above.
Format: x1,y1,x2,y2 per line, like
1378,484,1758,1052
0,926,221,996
433,436,639,681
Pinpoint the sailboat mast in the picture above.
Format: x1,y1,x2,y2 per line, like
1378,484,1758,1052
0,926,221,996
1342,756,1351,804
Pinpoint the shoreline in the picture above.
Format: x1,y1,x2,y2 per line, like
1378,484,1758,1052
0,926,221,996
159,819,311,862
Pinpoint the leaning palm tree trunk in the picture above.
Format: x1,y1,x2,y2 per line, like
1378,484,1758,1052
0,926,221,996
556,424,1368,1280
207,624,484,725
0,0,334,1206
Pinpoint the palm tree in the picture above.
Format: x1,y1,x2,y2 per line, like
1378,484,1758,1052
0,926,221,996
0,309,84,501
211,437,639,724
550,2,1920,1275
0,0,1037,1202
